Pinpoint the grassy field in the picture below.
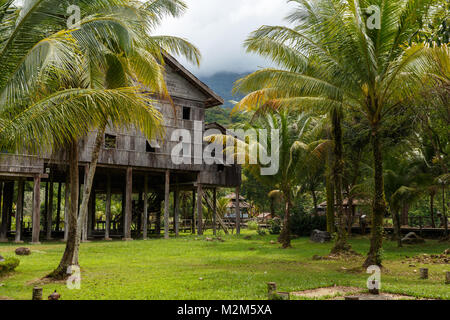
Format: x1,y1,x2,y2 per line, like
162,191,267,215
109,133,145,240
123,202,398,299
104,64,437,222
1,231,449,300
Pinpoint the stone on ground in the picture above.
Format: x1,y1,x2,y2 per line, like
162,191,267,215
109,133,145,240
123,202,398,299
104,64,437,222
15,247,31,256
401,232,425,245
310,230,331,243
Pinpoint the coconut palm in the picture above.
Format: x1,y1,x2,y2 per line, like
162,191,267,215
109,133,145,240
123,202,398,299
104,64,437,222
0,0,200,278
233,0,442,266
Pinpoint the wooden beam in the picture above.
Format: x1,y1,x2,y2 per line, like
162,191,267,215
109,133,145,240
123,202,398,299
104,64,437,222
213,188,217,236
105,173,112,241
143,174,148,240
124,167,133,240
164,170,170,239
197,182,203,235
32,175,41,244
46,181,53,240
15,180,25,243
0,182,8,242
174,187,180,237
235,186,241,235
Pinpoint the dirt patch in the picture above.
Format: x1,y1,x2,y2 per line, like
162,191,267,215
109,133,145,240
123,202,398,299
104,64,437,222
332,293,429,300
0,296,13,300
403,253,449,265
26,277,66,286
292,286,363,299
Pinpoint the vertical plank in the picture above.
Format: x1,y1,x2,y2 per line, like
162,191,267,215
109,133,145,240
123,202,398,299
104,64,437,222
197,182,203,235
192,190,196,234
32,175,41,244
124,167,133,240
15,180,25,243
46,181,53,240
105,173,112,240
0,182,7,242
213,188,217,236
143,174,148,240
174,187,180,237
235,186,241,235
164,170,170,239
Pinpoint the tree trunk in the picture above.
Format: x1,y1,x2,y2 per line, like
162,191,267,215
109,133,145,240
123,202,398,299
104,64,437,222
443,185,448,237
392,209,402,247
401,203,410,226
48,140,79,279
73,125,106,262
311,190,318,217
278,190,291,248
326,164,335,233
430,192,436,228
331,109,350,253
364,130,388,268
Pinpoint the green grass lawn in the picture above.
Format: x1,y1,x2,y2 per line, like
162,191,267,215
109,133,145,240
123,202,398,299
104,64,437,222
1,231,449,300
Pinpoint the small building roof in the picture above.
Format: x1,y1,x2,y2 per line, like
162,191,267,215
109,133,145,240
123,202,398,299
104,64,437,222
319,199,368,208
224,193,246,200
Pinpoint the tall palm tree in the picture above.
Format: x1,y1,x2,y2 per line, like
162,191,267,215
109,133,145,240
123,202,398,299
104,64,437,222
207,111,327,248
232,0,441,266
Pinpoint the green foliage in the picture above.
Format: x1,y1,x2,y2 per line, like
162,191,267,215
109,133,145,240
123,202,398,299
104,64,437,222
290,214,327,237
268,218,281,235
0,257,20,276
247,220,259,231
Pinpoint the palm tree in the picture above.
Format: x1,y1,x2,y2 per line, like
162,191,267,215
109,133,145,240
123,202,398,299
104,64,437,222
207,111,326,248
0,0,199,279
232,0,441,266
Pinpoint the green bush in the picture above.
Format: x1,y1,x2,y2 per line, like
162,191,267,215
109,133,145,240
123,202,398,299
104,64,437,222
257,228,267,236
268,218,282,235
247,220,259,231
0,257,20,276
290,214,327,237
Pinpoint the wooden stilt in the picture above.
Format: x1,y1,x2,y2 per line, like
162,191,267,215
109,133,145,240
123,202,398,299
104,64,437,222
235,186,241,235
213,188,217,236
124,167,132,240
5,182,13,236
143,174,148,240
32,175,41,244
46,181,53,240
192,190,196,234
105,173,112,240
43,182,48,236
88,189,95,237
0,182,8,242
15,180,25,243
164,170,170,239
197,182,203,235
174,187,180,237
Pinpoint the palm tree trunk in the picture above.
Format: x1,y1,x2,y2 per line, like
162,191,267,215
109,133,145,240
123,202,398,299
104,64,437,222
278,191,291,248
364,130,387,267
331,109,350,253
48,140,80,279
311,190,318,216
430,192,436,228
326,158,335,233
443,185,448,237
72,124,106,264
392,209,402,247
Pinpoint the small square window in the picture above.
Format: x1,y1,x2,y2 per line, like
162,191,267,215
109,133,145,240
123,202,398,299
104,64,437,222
182,107,191,120
146,141,156,153
105,134,117,149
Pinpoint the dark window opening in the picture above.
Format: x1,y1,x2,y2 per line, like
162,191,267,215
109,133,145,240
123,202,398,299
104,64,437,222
105,134,117,149
146,141,156,153
182,107,191,120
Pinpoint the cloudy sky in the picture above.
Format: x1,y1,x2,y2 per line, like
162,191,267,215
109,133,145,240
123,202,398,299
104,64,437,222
156,0,293,77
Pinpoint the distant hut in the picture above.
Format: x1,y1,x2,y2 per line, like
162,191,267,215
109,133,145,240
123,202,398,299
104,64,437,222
224,193,251,220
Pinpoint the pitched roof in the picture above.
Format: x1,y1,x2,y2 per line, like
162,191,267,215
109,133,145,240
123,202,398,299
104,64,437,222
163,52,224,108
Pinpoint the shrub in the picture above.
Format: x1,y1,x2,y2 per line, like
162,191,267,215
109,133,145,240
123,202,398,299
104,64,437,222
268,218,281,235
0,257,20,276
257,228,267,236
247,220,259,231
290,214,327,237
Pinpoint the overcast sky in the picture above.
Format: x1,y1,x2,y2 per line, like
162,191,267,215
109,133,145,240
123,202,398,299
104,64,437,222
156,0,293,77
